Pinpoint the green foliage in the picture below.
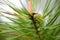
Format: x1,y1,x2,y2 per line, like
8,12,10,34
0,0,60,40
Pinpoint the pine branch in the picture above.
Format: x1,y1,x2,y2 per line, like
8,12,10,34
30,13,41,40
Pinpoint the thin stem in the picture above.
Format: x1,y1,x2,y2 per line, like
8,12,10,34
28,0,41,39
30,13,41,40
28,0,32,13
